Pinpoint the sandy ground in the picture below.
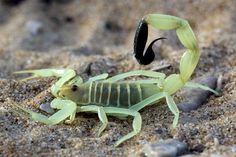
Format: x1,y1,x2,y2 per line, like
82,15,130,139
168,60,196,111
0,0,235,156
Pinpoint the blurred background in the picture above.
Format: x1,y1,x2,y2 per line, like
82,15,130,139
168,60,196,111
0,0,235,77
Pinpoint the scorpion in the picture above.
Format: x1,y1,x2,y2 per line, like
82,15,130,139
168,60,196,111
13,14,218,147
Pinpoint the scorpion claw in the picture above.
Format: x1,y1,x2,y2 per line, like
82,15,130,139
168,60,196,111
9,99,43,122
14,69,76,79
14,70,41,81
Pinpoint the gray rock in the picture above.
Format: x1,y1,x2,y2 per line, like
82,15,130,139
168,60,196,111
179,155,196,157
25,20,43,36
40,102,55,114
178,76,218,112
143,139,188,157
231,145,236,153
143,143,177,157
209,154,225,157
165,139,188,156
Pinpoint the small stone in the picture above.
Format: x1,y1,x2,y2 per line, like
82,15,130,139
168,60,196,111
214,138,220,146
143,143,177,157
231,145,236,153
143,139,188,157
165,139,188,156
25,20,43,35
41,142,47,147
204,133,213,141
179,114,199,124
40,102,54,114
210,154,225,157
178,76,218,112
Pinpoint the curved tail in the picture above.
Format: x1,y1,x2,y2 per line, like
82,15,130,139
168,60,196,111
134,14,200,83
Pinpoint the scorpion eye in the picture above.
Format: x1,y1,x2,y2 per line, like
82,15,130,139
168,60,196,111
71,85,78,92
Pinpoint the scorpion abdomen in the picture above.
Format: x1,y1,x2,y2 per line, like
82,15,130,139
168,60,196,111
88,82,160,108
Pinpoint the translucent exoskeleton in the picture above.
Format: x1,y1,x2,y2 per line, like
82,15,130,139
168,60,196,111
13,14,218,147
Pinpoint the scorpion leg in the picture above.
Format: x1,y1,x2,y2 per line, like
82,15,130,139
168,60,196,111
125,79,161,84
86,73,109,83
163,92,179,128
14,69,75,81
185,82,219,95
97,107,108,136
79,106,142,147
129,92,165,111
78,105,108,137
105,70,165,82
15,69,76,96
129,92,179,128
103,107,142,147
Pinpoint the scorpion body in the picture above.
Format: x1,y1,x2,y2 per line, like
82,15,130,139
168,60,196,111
13,14,218,147
60,82,161,108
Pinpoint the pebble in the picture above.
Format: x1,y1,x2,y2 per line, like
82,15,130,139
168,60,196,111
25,20,43,36
41,142,47,148
178,76,218,112
216,74,223,92
40,102,55,114
179,114,199,124
214,138,220,146
143,139,188,157
231,145,236,153
209,154,225,157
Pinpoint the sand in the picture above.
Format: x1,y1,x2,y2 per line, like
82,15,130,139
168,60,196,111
0,0,235,156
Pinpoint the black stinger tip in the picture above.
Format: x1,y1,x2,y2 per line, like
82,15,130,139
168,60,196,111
134,18,148,64
133,18,166,65
143,37,166,65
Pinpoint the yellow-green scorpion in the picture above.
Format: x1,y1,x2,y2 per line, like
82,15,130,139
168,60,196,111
14,14,218,147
